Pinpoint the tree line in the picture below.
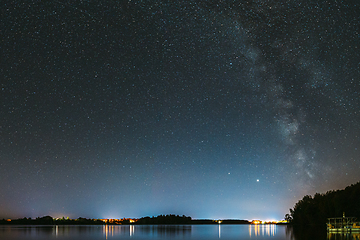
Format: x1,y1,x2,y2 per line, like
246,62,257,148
0,216,104,225
136,214,192,224
1,214,252,225
285,181,360,226
135,215,250,224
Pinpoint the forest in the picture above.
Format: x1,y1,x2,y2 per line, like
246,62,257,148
135,214,192,224
285,181,360,226
0,216,104,225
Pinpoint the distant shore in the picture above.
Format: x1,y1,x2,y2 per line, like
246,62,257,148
1,215,285,225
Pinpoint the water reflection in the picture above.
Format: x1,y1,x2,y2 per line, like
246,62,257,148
100,225,360,240
102,225,192,239
103,225,123,239
327,232,360,240
286,225,360,240
0,224,323,239
248,224,277,237
286,225,327,240
130,225,134,236
0,225,54,238
287,226,360,240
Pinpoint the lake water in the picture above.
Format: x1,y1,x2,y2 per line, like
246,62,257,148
0,224,359,240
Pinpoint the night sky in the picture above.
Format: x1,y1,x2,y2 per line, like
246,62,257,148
1,1,359,221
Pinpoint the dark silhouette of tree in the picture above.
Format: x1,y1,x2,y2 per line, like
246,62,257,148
286,182,360,226
36,216,54,224
136,214,192,224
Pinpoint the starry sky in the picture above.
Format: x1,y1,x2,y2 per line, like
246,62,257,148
1,1,359,221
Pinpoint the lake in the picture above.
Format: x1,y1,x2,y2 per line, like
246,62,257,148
0,224,358,240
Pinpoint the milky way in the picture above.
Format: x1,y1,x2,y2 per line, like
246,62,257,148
1,1,359,220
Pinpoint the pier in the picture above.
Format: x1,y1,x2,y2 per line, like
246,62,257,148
327,213,360,233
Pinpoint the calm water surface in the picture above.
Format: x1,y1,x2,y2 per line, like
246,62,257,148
0,224,358,240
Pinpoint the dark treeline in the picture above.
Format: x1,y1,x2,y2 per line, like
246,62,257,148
136,215,250,224
136,214,192,224
1,214,251,225
193,219,250,224
0,216,104,225
285,181,360,226
221,220,250,224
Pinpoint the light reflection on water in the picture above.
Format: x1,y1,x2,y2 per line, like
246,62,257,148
248,224,277,237
1,224,359,240
286,225,360,240
327,232,360,240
